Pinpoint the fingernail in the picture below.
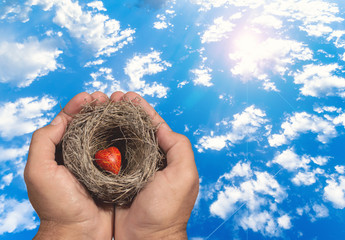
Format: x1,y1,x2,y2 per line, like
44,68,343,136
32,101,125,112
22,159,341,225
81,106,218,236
51,115,62,126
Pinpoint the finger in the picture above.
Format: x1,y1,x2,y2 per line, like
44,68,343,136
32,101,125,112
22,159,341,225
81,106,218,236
122,92,195,170
91,91,108,105
61,92,93,122
26,92,92,170
123,91,165,127
158,125,195,168
110,91,125,102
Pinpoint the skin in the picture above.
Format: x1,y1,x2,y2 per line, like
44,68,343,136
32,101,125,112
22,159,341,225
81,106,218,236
24,91,199,239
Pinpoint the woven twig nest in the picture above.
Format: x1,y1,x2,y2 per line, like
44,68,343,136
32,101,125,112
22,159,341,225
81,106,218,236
61,100,166,206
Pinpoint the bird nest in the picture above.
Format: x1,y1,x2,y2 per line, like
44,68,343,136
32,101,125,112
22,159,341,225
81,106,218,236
60,100,166,206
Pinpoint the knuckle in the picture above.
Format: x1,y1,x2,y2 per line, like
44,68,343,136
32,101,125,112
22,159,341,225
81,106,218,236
32,127,45,139
177,134,192,147
23,165,33,185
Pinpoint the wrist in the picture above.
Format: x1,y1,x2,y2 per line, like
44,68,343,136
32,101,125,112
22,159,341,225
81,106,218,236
118,224,188,240
34,220,107,240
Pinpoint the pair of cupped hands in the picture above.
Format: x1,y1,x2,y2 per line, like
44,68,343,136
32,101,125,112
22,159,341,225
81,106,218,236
24,91,199,240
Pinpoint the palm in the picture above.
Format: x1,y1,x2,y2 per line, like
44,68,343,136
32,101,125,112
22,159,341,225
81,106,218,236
27,154,114,234
115,165,197,238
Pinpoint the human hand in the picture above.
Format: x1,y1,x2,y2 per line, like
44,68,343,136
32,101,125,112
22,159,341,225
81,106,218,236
24,92,114,240
112,92,199,240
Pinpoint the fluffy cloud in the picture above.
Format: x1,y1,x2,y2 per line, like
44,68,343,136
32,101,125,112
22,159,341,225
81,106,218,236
84,67,123,95
223,161,253,179
311,203,329,220
87,1,106,11
0,2,32,22
197,105,268,152
190,65,213,87
327,30,345,49
324,175,345,209
294,64,345,98
210,162,288,237
153,9,176,30
272,148,309,171
266,0,343,37
277,214,292,229
0,174,14,190
271,148,328,186
0,196,38,234
201,17,234,43
268,112,337,147
29,0,134,57
296,203,329,222
230,37,313,81
192,0,265,12
291,168,324,186
0,37,62,87
252,14,283,29
124,51,171,98
0,145,29,162
0,96,57,139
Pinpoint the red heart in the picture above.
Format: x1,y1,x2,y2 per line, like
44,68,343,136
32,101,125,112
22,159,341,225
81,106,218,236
94,146,121,174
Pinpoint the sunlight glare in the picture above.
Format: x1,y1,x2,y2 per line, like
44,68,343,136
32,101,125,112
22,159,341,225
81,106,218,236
233,30,261,52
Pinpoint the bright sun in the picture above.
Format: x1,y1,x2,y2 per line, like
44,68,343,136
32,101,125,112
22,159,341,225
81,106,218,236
233,30,262,52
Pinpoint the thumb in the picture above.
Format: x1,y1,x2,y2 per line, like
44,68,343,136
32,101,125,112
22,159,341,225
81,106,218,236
27,114,67,170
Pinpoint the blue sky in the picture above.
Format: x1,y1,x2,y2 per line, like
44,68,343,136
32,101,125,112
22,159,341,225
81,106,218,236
1,0,345,239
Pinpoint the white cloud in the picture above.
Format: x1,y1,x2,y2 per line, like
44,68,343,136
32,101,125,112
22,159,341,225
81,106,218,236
0,145,29,162
84,67,123,95
294,63,345,98
333,113,345,127
0,174,14,190
177,80,189,88
0,96,57,139
153,9,175,30
224,161,253,179
210,165,287,237
0,196,38,234
312,203,329,220
277,214,292,230
265,0,343,37
314,106,342,114
230,37,313,81
87,1,106,11
272,148,330,172
0,37,62,87
291,168,324,186
268,112,337,147
0,2,31,22
192,0,265,12
29,0,135,57
310,156,329,166
299,23,332,37
335,165,345,174
190,65,213,87
201,17,234,43
197,105,268,152
252,15,283,29
272,148,309,171
296,203,329,222
124,51,171,98
324,175,345,209
239,211,281,237
327,30,345,49
84,59,105,67
153,21,168,29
